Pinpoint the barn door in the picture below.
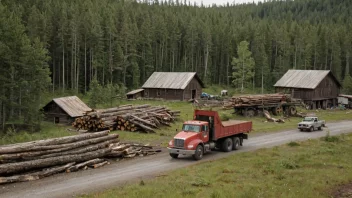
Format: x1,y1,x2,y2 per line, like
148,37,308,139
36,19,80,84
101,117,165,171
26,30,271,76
191,90,196,99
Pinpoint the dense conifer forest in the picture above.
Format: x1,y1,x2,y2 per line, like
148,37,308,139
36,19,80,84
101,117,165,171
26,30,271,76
1,0,352,126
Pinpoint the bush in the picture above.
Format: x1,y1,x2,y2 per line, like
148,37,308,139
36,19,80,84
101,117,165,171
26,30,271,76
287,141,300,147
322,131,340,142
279,159,299,169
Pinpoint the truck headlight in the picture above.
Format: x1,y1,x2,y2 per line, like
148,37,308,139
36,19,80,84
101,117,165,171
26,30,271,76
187,145,194,149
168,140,173,146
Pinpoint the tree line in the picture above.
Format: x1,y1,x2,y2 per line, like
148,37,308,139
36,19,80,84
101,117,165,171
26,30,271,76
1,0,352,128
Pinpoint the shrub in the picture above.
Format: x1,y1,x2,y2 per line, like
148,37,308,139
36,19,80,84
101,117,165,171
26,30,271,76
322,131,340,142
287,141,300,147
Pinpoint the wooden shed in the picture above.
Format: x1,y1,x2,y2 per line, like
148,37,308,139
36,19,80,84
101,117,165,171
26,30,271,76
274,70,341,109
126,89,144,99
43,96,92,124
142,72,205,101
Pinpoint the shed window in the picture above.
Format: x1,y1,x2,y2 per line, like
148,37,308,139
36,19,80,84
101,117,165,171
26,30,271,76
145,90,149,96
157,90,161,96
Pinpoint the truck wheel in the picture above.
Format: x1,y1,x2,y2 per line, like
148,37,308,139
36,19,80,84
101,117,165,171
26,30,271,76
221,138,233,152
299,129,303,132
232,137,240,150
169,153,179,159
310,126,314,132
318,127,322,131
193,145,203,160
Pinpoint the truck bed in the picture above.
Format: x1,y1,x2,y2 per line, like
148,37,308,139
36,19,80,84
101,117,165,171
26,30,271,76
194,110,252,140
222,120,250,126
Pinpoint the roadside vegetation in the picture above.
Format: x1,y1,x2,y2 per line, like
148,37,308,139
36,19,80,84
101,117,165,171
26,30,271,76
82,133,352,198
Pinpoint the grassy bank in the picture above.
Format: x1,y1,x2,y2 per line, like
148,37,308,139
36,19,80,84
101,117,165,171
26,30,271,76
82,133,352,198
1,99,352,145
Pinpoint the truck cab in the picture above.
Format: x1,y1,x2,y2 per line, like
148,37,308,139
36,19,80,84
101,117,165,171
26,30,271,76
168,110,252,160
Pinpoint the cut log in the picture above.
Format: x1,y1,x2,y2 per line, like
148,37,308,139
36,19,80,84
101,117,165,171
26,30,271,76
93,161,109,169
0,162,75,184
0,148,112,175
25,139,119,160
66,159,104,172
130,115,157,128
0,131,110,154
129,120,155,133
0,134,119,162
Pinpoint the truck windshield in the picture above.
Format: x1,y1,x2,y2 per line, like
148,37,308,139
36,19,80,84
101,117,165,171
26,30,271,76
303,118,314,122
182,124,200,132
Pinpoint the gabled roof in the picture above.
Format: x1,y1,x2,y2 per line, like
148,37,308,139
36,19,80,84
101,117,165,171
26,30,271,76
45,96,92,117
142,72,205,89
126,89,144,96
274,70,341,89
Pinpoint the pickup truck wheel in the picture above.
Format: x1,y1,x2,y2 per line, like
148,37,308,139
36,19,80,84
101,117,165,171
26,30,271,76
169,153,179,159
232,137,240,150
193,145,203,160
299,129,303,132
318,126,322,131
310,126,314,132
222,138,233,152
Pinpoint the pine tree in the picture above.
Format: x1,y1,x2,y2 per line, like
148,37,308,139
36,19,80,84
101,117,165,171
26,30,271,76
232,41,255,92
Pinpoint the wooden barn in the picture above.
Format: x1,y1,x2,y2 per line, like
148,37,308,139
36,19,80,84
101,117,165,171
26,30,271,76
274,70,341,109
126,89,144,99
142,72,205,101
43,96,92,124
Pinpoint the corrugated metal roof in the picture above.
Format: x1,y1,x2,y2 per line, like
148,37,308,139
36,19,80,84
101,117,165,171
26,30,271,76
52,96,92,117
126,89,144,96
339,94,352,99
142,72,204,89
274,70,340,89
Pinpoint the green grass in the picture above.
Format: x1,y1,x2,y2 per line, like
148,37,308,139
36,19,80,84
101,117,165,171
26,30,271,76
1,98,352,145
0,122,71,145
81,133,352,198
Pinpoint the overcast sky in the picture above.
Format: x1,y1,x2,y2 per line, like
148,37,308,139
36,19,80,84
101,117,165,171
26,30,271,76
190,0,263,6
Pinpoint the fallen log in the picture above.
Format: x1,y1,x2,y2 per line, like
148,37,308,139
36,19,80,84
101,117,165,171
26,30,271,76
129,120,155,133
0,131,110,154
66,159,104,172
0,162,75,184
106,151,123,157
0,134,119,162
26,139,119,160
130,115,157,128
93,161,109,169
0,148,112,175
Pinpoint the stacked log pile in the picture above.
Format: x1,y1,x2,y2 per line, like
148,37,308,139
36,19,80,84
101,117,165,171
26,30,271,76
0,131,161,184
72,104,180,133
225,94,289,108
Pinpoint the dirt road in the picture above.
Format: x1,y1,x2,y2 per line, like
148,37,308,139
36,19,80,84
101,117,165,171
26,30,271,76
1,120,351,198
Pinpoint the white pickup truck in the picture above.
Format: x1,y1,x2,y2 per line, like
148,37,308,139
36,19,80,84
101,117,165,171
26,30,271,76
298,117,326,132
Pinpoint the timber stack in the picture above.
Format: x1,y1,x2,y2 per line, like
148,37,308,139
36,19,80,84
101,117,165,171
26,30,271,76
0,131,161,184
227,93,288,108
71,104,180,133
223,93,301,117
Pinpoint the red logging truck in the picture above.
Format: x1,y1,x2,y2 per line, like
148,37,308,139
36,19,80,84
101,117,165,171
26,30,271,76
168,110,252,160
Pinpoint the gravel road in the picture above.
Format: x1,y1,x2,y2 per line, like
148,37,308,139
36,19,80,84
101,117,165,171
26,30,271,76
1,120,351,198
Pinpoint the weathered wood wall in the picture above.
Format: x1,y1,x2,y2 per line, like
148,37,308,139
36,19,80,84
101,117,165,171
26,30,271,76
144,88,183,100
127,91,144,99
43,102,72,124
275,74,340,100
143,77,202,101
183,78,202,100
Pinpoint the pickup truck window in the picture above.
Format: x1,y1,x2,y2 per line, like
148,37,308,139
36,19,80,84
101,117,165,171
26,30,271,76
182,124,200,132
303,118,314,122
